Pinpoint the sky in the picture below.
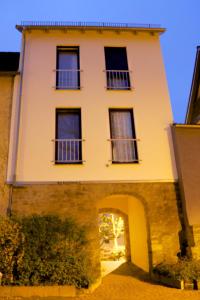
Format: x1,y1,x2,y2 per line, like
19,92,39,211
0,0,199,123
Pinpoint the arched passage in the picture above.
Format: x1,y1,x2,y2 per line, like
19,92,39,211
99,208,130,261
97,194,149,272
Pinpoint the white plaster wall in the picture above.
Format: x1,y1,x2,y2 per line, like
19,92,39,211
7,29,177,183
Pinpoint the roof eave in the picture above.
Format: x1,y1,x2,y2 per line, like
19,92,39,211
16,24,165,34
0,71,20,76
185,47,200,124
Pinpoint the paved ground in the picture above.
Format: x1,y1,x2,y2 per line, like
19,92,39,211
1,263,200,299
72,262,200,300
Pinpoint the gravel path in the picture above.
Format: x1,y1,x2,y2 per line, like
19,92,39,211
73,262,200,300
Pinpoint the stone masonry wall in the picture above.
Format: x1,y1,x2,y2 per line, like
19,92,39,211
0,76,14,215
11,182,182,273
191,225,200,259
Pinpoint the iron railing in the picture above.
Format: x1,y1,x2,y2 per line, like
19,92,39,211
53,139,84,163
109,138,139,163
20,21,161,29
55,69,81,89
105,70,131,90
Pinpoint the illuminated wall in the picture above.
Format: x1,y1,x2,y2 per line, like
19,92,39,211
7,29,177,183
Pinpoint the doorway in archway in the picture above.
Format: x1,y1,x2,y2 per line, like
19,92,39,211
98,211,127,276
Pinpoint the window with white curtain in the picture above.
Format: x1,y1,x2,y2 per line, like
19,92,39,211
109,109,138,163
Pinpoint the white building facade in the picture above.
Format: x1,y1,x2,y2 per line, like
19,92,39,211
5,22,182,276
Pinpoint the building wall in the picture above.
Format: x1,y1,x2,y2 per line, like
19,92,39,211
172,125,200,258
7,30,177,183
190,83,200,123
11,182,181,272
0,75,14,215
172,126,200,225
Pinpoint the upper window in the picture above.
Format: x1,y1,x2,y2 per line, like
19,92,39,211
104,47,131,90
56,47,80,90
55,109,82,164
109,109,138,163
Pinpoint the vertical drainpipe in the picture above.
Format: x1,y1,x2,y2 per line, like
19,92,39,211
7,30,26,216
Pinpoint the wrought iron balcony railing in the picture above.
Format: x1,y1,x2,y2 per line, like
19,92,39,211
105,70,131,90
55,69,81,89
53,139,84,163
109,138,139,163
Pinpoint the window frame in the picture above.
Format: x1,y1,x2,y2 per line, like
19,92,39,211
55,108,82,164
56,46,80,90
109,108,138,164
104,47,131,90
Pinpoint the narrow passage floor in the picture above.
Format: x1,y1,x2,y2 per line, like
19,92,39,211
73,262,200,300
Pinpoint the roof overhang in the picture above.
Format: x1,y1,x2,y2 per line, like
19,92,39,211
16,21,165,35
173,123,200,129
185,46,200,123
0,71,19,76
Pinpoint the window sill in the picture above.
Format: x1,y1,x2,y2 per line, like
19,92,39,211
106,87,133,91
53,161,85,165
54,87,82,91
111,161,139,164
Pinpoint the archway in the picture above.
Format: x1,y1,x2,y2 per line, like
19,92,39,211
97,194,149,273
98,209,129,276
99,209,130,260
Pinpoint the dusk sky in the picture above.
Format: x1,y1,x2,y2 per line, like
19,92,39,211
0,0,199,122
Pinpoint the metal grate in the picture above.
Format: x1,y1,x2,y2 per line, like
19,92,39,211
55,69,81,89
53,139,84,163
109,138,139,163
105,70,131,90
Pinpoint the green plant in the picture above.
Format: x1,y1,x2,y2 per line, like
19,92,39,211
0,215,94,288
16,215,91,288
0,216,24,284
153,259,200,281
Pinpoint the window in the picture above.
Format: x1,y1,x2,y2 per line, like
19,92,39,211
104,47,131,90
109,109,138,163
55,109,82,163
56,47,80,89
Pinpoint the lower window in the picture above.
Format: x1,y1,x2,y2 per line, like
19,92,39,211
109,109,138,163
55,109,82,164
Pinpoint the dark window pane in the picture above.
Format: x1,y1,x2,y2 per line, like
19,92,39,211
105,47,130,89
56,109,82,163
57,112,81,139
105,47,128,70
56,47,80,89
58,51,78,70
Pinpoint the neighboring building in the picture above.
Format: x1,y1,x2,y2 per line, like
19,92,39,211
1,22,182,278
0,52,19,214
172,46,200,259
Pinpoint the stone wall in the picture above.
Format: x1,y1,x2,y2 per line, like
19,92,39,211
11,182,182,272
0,76,14,215
192,225,200,259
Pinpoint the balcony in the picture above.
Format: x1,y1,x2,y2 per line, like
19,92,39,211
109,138,139,163
53,139,84,164
55,69,81,89
105,70,131,90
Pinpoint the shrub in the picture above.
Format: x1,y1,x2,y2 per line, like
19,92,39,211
0,215,93,288
0,216,24,285
153,259,200,281
18,215,91,288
